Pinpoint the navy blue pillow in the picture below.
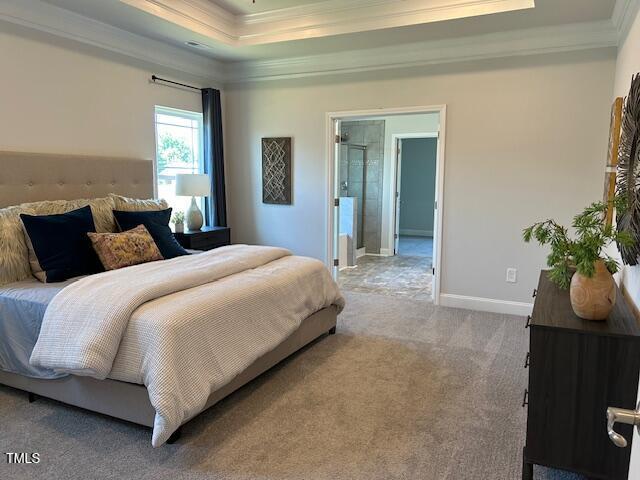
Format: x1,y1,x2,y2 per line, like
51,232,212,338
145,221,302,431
113,208,189,259
20,205,104,283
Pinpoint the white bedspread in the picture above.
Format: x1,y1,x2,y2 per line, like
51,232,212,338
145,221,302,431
30,245,344,446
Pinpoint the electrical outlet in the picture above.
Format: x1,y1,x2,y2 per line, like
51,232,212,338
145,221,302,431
506,268,517,283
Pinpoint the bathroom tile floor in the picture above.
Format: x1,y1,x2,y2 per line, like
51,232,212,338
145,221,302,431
339,254,433,300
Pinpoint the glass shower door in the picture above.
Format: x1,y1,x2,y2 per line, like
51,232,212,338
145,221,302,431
346,147,365,249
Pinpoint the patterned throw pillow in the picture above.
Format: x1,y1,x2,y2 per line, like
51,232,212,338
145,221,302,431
109,194,168,212
113,208,189,259
88,225,164,271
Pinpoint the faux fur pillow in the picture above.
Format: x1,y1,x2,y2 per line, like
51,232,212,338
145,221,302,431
25,197,117,233
0,205,37,285
109,194,168,212
88,225,164,271
0,197,116,286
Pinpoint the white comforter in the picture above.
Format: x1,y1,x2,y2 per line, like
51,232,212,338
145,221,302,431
30,245,344,446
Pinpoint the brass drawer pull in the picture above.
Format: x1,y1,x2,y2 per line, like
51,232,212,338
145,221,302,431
522,389,529,408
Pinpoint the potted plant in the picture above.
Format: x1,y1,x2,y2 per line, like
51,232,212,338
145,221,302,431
172,211,185,233
523,199,633,320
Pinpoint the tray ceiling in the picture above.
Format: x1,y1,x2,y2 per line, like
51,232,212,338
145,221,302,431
211,0,329,15
37,0,618,62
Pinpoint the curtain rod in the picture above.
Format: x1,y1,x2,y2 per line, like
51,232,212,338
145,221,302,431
151,75,202,92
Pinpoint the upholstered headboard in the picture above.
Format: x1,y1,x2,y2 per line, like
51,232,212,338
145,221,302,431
0,151,154,208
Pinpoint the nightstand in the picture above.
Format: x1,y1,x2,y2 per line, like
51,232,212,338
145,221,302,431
173,226,231,251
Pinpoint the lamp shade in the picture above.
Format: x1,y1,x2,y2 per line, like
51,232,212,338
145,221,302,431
175,173,210,197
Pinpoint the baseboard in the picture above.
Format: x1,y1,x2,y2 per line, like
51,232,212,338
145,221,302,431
399,229,433,237
439,293,533,316
356,247,366,259
379,248,393,256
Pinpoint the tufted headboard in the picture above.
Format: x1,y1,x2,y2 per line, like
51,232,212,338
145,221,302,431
0,151,154,208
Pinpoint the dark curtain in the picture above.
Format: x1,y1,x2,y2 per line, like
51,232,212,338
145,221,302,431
202,88,227,227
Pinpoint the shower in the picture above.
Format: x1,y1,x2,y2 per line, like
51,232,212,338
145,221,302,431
339,136,367,250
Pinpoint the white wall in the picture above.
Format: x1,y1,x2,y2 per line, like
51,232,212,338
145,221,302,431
225,49,616,305
612,4,640,478
0,22,205,160
379,113,440,254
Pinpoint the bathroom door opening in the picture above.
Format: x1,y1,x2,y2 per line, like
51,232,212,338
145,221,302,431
327,106,446,304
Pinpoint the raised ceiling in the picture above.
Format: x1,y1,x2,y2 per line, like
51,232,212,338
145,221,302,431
211,0,328,15
39,0,544,56
6,0,629,83
36,0,620,62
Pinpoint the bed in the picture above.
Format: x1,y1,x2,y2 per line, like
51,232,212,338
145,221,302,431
0,151,343,447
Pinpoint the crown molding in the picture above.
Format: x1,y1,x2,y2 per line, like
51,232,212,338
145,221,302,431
119,0,237,45
226,20,618,83
238,0,535,45
117,0,535,46
0,0,225,85
612,0,640,42
0,0,626,88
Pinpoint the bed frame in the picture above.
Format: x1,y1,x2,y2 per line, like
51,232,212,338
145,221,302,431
0,151,338,443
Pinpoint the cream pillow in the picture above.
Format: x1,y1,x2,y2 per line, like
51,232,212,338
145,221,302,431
109,194,168,212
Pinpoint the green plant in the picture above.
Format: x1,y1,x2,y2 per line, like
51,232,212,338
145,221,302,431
171,211,185,225
157,133,193,174
523,199,633,289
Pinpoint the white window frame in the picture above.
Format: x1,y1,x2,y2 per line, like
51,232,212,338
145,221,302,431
153,105,207,224
153,105,205,208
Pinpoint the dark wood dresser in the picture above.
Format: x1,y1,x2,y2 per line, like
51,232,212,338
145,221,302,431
173,226,231,251
523,271,640,480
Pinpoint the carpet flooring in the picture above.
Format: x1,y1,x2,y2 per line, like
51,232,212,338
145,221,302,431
0,292,585,480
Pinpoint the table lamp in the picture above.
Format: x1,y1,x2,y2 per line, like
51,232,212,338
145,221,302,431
175,173,210,231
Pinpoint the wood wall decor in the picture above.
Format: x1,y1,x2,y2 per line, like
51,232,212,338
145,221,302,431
262,137,292,205
604,97,623,227
616,73,640,266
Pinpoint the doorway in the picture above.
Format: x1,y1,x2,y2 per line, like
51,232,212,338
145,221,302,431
327,106,446,303
393,134,439,262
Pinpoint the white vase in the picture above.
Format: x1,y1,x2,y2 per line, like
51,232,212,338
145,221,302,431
174,222,184,233
186,197,204,231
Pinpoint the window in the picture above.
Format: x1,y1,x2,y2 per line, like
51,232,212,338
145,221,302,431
154,106,204,217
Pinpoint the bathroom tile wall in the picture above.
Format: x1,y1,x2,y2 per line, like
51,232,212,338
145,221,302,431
340,120,385,254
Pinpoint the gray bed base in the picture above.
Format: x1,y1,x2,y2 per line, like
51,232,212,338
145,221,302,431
0,306,337,439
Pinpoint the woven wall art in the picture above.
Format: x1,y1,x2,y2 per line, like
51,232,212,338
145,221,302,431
262,137,292,205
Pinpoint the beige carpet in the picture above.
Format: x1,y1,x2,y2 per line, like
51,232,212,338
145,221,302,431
0,291,582,480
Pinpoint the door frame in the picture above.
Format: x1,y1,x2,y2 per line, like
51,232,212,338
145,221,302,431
390,132,439,256
325,104,447,305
